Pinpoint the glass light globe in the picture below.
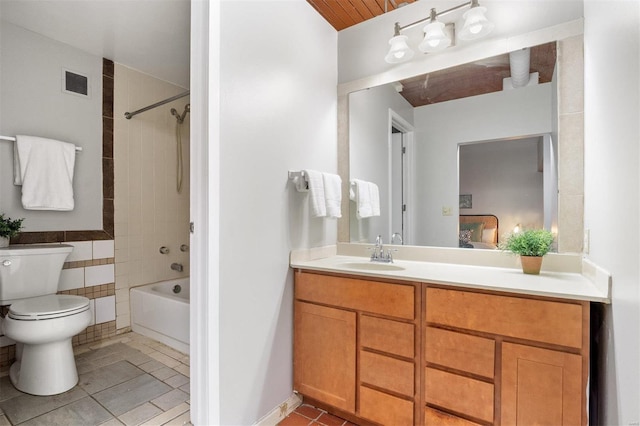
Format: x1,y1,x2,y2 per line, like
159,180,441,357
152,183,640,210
459,6,494,41
418,21,451,53
385,35,414,64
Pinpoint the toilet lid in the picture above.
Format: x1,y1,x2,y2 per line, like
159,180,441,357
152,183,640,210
8,295,90,320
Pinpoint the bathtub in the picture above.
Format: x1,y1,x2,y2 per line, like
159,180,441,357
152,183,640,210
130,278,189,354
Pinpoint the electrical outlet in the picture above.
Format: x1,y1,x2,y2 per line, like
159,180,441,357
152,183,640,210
442,206,452,216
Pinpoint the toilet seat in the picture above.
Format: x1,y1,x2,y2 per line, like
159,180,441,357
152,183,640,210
8,295,90,321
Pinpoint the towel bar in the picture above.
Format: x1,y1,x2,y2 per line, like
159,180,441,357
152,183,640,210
288,171,309,192
1,135,82,152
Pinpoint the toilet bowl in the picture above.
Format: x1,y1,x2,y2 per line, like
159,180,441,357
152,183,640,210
2,294,91,395
0,244,91,396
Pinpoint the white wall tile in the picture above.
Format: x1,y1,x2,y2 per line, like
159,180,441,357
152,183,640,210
95,295,116,324
66,241,92,262
58,268,85,291
116,314,131,330
88,299,96,326
85,264,115,287
93,240,115,259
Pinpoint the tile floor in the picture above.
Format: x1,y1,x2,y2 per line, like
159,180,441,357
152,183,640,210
278,404,354,426
0,332,191,426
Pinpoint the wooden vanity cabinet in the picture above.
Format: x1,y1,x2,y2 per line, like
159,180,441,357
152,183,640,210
294,301,356,412
294,271,590,426
425,286,589,426
294,270,419,425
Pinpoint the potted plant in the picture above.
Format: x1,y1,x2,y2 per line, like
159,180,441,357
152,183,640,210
501,228,554,275
0,213,24,248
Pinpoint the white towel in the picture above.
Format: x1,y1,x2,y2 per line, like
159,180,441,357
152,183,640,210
13,135,76,211
370,181,380,217
304,169,326,217
322,173,342,219
351,179,380,219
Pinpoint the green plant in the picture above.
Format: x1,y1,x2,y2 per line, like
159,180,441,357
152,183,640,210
500,229,554,257
0,213,24,239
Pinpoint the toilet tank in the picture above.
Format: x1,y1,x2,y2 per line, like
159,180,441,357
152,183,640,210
0,245,73,305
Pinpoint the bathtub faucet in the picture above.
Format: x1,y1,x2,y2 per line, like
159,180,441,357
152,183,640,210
171,263,184,272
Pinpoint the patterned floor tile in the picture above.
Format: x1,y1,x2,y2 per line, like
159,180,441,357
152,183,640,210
117,402,162,426
164,374,189,389
19,396,114,426
151,389,189,411
0,387,88,424
78,360,145,394
93,374,172,416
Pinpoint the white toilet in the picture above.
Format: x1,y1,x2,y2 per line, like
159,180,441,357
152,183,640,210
0,244,91,396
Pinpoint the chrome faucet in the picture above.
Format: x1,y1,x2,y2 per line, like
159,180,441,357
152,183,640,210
369,235,394,263
171,263,184,272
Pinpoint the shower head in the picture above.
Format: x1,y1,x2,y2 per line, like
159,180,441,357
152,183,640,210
171,104,190,124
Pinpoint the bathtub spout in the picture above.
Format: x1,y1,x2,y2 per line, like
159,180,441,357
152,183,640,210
171,263,184,272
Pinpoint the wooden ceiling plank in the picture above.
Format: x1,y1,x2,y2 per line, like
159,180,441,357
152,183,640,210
361,0,385,16
347,0,375,21
308,0,349,30
325,0,360,28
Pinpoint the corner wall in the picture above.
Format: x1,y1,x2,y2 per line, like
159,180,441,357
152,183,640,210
215,1,337,424
583,1,640,424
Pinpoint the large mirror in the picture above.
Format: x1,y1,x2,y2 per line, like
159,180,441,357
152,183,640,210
347,39,581,251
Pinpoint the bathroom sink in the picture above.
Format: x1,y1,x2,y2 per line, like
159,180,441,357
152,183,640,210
340,262,405,272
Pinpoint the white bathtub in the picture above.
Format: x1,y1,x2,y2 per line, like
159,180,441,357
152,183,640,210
130,278,189,354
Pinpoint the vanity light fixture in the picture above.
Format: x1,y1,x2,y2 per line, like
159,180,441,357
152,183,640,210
384,0,494,64
418,9,452,53
385,23,415,64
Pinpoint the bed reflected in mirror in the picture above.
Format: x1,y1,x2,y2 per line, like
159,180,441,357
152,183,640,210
458,135,557,250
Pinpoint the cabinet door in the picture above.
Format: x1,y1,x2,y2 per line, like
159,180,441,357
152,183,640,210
294,301,356,413
501,342,583,426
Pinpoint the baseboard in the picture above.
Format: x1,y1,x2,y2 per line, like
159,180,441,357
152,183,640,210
254,392,303,426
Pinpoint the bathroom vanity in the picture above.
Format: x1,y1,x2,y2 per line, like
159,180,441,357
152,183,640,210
291,248,609,426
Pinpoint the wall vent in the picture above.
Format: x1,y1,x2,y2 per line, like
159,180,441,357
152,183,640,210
62,68,90,97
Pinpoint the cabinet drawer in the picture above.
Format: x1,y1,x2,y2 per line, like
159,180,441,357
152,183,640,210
425,407,483,426
359,386,413,426
426,287,584,349
425,367,494,423
296,271,415,319
361,315,414,358
360,351,414,397
425,327,494,379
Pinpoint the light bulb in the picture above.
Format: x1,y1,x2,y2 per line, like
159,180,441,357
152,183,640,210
385,34,414,64
459,6,494,41
418,20,451,53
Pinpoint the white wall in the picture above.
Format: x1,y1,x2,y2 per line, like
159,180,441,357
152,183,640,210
583,1,640,424
413,83,552,246
460,138,544,238
349,84,413,243
212,1,337,424
0,22,103,231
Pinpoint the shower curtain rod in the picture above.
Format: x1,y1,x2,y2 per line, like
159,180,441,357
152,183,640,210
124,91,190,120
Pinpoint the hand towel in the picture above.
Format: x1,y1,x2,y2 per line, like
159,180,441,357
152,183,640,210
13,135,76,211
370,181,381,217
304,169,326,217
351,179,381,219
322,173,342,219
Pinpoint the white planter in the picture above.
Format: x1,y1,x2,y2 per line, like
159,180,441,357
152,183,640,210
0,236,9,248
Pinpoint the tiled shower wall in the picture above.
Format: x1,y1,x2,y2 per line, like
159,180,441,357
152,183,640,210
113,64,190,331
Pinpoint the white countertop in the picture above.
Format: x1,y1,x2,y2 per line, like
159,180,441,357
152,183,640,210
290,254,610,303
